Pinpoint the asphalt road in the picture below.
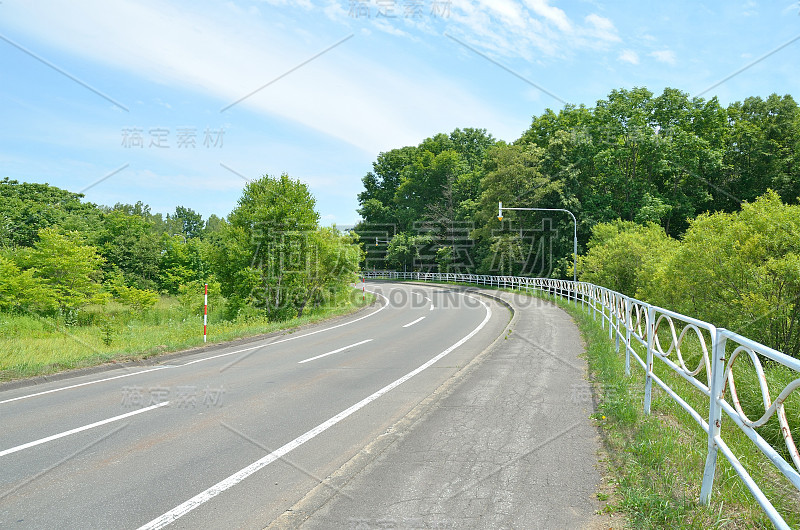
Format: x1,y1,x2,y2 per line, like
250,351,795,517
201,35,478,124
0,282,510,528
277,286,611,529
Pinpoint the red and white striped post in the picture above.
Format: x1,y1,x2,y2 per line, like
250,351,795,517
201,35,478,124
203,283,208,343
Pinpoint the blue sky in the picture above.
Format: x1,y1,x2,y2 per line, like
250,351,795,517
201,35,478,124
1,0,799,226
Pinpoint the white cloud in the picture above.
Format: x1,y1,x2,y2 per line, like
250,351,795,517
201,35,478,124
650,50,677,65
618,49,639,64
373,18,411,37
2,0,508,155
524,0,572,33
432,2,622,61
584,13,621,43
742,0,758,17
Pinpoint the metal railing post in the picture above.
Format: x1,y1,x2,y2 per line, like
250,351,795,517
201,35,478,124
644,305,656,415
624,298,632,376
700,328,727,505
600,292,605,329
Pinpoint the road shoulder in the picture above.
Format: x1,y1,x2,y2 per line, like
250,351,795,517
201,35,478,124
270,288,618,529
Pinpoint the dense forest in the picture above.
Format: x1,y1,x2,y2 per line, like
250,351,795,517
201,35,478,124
356,87,799,273
0,175,362,323
355,86,800,356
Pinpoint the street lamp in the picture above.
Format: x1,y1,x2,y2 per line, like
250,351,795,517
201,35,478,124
375,237,405,273
498,202,578,301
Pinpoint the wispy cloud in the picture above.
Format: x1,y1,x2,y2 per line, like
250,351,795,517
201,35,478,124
367,1,626,61
583,13,621,43
2,0,509,154
524,0,573,33
618,49,640,64
650,49,677,64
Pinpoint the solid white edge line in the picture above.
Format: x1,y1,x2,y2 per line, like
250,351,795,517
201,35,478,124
0,401,170,457
137,294,492,530
402,317,426,328
298,339,373,364
0,367,170,405
1,287,388,405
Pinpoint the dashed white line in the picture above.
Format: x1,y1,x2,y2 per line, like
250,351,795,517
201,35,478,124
402,317,426,328
183,289,386,366
298,339,373,364
0,401,170,457
137,294,491,530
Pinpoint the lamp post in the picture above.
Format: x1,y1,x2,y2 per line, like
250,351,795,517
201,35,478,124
498,202,578,302
375,237,405,273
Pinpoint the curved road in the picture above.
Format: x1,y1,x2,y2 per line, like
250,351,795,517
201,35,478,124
0,282,510,528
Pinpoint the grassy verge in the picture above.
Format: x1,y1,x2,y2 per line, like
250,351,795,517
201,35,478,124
547,292,799,528
0,290,375,383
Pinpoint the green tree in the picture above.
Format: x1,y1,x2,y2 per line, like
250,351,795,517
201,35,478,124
168,206,204,239
0,256,58,314
0,178,102,248
105,271,159,311
356,129,495,270
645,191,800,357
385,232,431,271
227,174,320,320
578,220,679,297
297,227,363,316
472,142,571,276
96,206,161,290
480,233,526,276
724,95,800,205
158,234,206,294
15,228,106,313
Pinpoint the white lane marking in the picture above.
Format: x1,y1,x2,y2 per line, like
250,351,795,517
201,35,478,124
298,339,373,364
413,292,432,304
0,367,170,405
0,401,170,457
1,288,389,405
178,288,386,366
402,317,425,328
430,304,434,311
137,295,492,530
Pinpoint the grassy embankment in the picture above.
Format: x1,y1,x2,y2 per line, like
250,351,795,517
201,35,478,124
529,288,800,528
0,289,375,383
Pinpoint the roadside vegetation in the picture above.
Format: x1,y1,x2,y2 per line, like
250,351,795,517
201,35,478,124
0,175,364,382
0,291,373,382
552,293,800,529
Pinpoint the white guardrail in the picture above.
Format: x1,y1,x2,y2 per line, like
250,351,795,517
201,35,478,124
362,271,800,528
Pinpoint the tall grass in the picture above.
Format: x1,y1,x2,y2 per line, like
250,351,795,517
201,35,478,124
0,289,373,382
